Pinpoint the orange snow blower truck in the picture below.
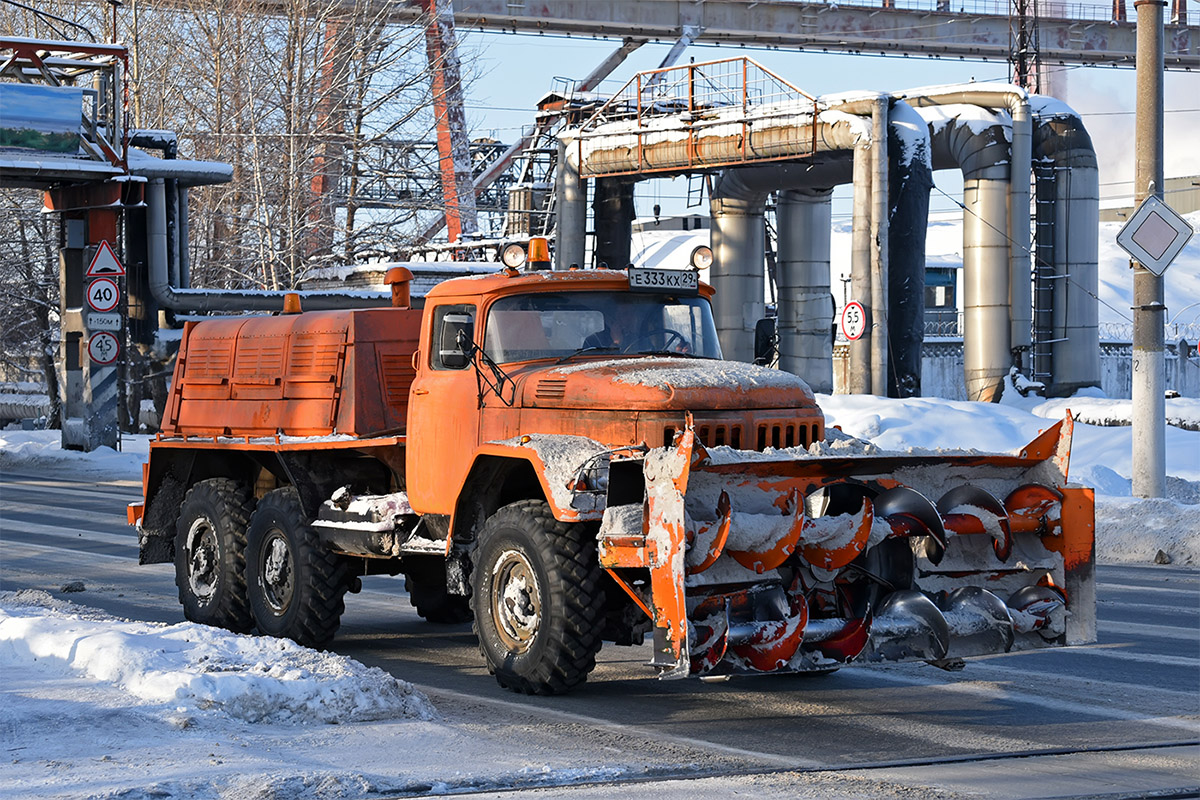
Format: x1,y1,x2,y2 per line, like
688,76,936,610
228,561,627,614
130,259,1095,694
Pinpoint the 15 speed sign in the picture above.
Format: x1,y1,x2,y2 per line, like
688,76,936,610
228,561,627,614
840,301,867,341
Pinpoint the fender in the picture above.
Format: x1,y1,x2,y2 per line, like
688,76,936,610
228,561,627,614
447,438,610,550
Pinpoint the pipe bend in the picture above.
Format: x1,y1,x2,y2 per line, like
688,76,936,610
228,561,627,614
146,179,389,313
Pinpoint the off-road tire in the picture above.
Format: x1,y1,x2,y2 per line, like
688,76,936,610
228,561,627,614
471,500,604,695
245,487,348,648
405,570,473,624
174,478,256,632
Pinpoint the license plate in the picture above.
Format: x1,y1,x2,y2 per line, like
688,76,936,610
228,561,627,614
627,267,699,295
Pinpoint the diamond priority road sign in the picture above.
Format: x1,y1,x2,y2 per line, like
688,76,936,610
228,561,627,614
1115,195,1195,276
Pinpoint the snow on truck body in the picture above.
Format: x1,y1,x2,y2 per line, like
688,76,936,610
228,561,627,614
130,266,1095,694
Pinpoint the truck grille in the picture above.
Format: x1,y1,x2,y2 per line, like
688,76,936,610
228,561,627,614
663,423,743,449
662,419,821,451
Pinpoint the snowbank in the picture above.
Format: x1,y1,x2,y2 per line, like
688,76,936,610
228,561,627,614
818,392,1200,565
0,428,149,481
0,590,434,726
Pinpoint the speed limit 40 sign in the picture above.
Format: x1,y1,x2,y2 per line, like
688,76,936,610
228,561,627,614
87,277,120,313
840,301,867,341
87,331,120,365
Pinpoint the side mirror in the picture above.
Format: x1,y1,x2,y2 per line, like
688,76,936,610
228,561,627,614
754,317,777,366
438,313,474,369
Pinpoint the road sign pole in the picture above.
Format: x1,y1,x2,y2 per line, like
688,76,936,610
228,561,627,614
1132,0,1166,498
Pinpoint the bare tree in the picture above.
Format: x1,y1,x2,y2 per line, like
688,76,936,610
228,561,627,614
0,192,62,425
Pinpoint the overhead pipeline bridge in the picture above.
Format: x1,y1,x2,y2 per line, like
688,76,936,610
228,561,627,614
388,0,1198,70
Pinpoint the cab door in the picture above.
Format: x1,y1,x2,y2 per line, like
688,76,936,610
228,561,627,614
406,303,480,515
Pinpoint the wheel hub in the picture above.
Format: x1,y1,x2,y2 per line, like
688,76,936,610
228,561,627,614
260,532,295,614
492,549,541,653
185,518,218,602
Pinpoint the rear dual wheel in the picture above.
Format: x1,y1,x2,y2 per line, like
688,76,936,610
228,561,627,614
405,567,473,624
471,500,604,695
245,487,348,648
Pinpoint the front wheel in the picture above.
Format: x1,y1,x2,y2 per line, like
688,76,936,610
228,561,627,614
471,500,604,695
245,487,348,648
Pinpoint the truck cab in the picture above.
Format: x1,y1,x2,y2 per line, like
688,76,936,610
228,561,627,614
404,267,823,544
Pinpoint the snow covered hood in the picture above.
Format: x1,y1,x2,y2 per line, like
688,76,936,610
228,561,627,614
527,357,818,411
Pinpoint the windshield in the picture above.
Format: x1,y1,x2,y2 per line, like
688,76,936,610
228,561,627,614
483,290,723,364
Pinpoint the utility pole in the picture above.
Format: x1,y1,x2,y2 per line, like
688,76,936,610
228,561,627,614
1131,0,1166,497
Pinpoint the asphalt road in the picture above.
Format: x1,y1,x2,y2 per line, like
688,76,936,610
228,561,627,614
2,468,1197,799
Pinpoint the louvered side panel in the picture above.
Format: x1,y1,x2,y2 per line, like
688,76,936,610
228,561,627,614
379,352,415,416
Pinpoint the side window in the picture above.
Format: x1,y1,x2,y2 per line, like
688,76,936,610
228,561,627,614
431,304,476,370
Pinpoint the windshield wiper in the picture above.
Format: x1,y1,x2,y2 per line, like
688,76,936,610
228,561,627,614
555,345,618,365
633,350,706,359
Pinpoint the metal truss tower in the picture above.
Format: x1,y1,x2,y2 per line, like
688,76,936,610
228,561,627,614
1009,0,1042,93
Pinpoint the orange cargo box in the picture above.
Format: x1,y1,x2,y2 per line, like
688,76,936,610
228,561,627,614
162,307,421,438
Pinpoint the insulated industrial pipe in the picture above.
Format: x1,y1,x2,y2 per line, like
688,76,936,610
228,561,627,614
709,194,766,362
870,97,890,396
708,158,852,380
554,139,587,270
912,102,1014,402
146,180,390,312
593,177,635,269
707,110,873,365
886,100,934,397
1032,106,1101,396
849,142,873,394
776,187,835,393
899,86,1033,363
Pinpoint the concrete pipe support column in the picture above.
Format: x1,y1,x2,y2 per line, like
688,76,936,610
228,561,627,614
776,188,835,393
709,194,767,363
554,139,587,270
849,142,873,394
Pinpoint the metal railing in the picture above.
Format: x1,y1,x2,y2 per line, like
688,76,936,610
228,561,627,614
793,0,1193,25
575,57,820,178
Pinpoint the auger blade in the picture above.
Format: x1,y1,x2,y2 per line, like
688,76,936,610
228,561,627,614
727,488,805,574
727,592,809,673
1004,484,1063,535
864,590,950,662
876,486,947,565
686,490,733,575
799,486,875,572
802,615,872,664
1008,584,1067,640
940,587,1015,657
688,596,730,675
938,485,1013,562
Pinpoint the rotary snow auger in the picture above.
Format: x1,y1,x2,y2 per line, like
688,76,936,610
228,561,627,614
597,413,1095,679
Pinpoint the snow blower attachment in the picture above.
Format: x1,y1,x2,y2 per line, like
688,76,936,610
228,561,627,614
597,415,1095,679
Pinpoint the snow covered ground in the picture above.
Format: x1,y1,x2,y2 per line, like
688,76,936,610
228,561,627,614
1,393,1196,799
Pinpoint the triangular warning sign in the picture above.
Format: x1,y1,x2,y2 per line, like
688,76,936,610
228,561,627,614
86,240,125,277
